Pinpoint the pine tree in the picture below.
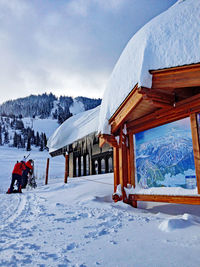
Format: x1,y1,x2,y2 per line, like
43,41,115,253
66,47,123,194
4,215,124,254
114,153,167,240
43,133,47,149
13,132,18,147
36,132,40,146
4,131,9,144
26,137,31,151
0,125,2,146
39,133,44,151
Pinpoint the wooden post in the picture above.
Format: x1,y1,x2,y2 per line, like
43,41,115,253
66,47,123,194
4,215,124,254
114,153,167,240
129,133,136,188
45,158,50,185
190,113,200,194
113,147,119,192
64,153,69,183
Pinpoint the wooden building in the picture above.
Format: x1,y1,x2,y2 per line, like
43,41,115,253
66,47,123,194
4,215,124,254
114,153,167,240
98,0,200,207
48,106,113,178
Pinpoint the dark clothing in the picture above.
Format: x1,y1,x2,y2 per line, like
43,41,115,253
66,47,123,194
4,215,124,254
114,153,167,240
21,162,33,189
9,173,22,193
8,162,25,193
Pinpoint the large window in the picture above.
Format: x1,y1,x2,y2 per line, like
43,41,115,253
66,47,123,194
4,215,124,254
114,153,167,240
135,117,195,189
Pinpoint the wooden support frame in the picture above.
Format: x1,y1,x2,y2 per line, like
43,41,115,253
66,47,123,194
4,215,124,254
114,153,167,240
190,113,200,194
128,133,136,188
129,194,200,208
101,63,200,207
113,146,119,192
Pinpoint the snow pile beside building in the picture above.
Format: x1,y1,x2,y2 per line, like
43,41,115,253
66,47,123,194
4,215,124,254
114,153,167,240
98,0,200,134
47,106,100,153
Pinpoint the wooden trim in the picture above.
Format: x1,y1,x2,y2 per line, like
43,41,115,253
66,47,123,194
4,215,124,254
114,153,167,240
109,85,143,134
190,113,200,194
129,194,200,206
109,84,138,123
150,62,200,74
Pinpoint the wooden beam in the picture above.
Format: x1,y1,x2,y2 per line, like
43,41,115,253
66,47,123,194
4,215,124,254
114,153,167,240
109,85,143,134
140,86,174,105
129,194,200,205
190,113,200,194
150,63,200,89
99,134,118,148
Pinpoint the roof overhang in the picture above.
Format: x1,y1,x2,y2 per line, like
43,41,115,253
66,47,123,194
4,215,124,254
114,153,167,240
108,63,200,135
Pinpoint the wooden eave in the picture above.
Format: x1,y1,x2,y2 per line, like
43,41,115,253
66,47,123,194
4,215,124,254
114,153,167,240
150,62,200,90
109,63,200,135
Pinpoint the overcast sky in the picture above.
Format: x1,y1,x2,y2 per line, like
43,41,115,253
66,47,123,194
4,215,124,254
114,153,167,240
0,0,177,104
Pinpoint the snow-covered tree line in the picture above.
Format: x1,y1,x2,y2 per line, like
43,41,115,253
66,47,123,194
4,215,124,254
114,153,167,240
0,93,101,124
0,116,47,151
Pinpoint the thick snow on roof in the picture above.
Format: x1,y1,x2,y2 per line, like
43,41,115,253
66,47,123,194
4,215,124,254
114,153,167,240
47,106,100,153
99,0,200,134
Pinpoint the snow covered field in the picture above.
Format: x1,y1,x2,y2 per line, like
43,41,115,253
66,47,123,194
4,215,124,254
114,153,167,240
1,147,200,266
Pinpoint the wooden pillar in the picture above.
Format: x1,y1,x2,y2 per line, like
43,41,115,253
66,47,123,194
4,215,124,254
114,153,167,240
64,154,69,183
190,113,200,194
83,154,87,176
45,158,50,185
78,156,81,177
128,133,136,188
113,146,119,192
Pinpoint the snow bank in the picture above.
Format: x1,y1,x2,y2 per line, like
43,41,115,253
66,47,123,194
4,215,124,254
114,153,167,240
124,185,198,197
47,106,100,153
99,0,200,134
159,213,200,232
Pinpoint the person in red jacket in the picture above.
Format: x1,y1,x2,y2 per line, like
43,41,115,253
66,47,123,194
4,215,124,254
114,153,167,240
7,160,26,193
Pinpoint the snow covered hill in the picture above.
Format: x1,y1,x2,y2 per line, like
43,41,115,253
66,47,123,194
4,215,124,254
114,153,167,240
0,93,101,150
0,93,101,124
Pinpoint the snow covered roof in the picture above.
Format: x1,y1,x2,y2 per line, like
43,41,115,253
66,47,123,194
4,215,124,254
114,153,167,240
98,0,200,134
47,106,100,154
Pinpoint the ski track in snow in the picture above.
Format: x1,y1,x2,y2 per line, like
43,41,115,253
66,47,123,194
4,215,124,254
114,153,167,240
0,190,156,266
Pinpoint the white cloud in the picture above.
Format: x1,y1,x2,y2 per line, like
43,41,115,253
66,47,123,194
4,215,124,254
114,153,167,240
0,0,177,104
